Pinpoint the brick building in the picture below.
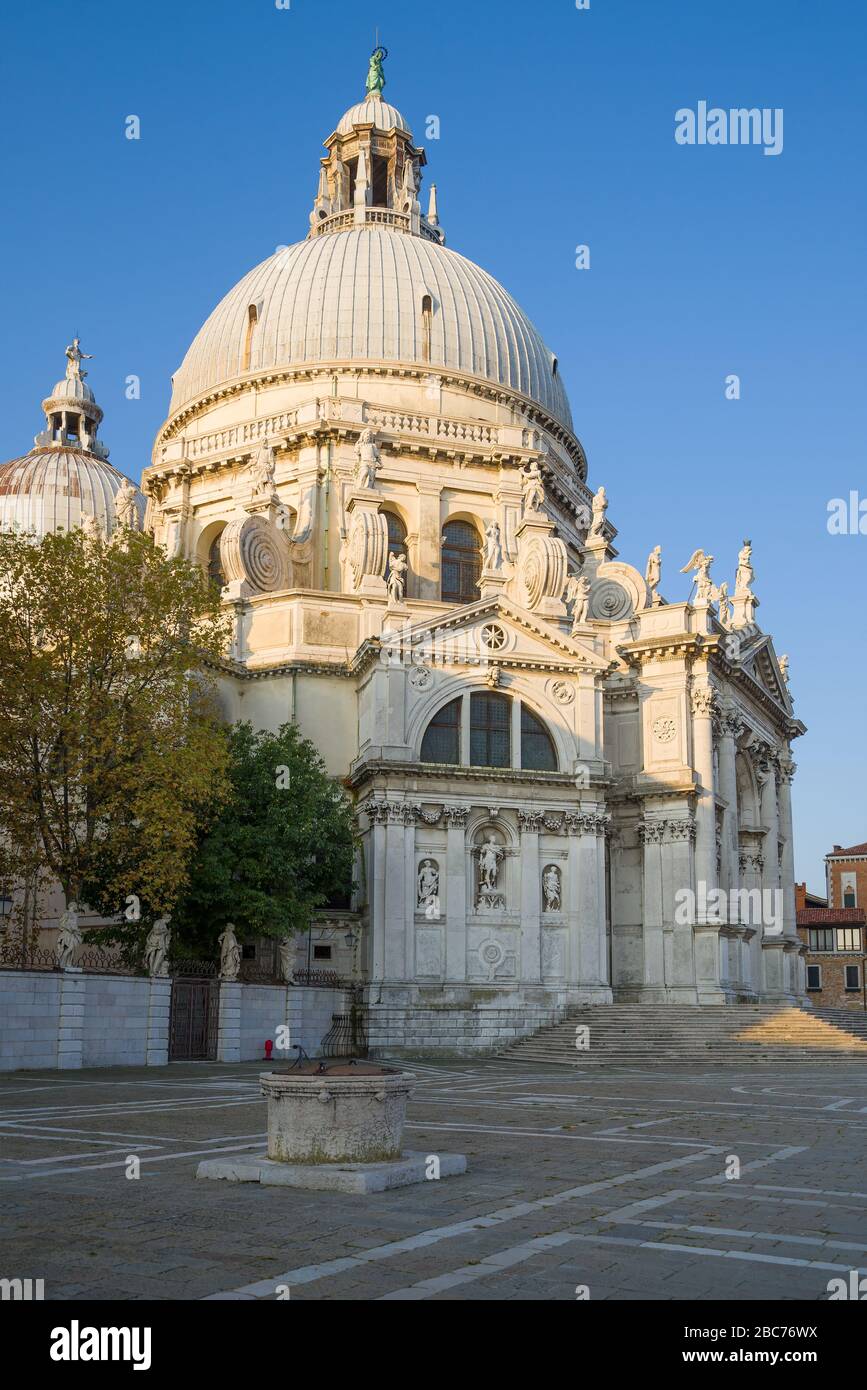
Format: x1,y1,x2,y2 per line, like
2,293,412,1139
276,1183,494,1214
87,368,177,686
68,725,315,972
796,881,866,1011
827,842,867,909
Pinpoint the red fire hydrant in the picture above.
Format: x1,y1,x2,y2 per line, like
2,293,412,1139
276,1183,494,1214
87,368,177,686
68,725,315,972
264,1039,273,1061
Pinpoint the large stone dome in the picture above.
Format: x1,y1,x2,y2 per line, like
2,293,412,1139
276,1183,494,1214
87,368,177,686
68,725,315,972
168,229,573,430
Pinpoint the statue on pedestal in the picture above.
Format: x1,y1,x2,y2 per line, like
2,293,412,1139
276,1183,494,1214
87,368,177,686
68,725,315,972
79,513,101,543
520,459,545,514
250,440,277,499
681,548,715,605
65,337,93,380
735,538,755,596
645,545,662,602
218,924,241,981
114,479,140,531
56,902,82,970
279,935,298,984
484,521,503,571
386,550,407,604
588,486,608,539
354,428,382,489
144,916,171,977
565,572,592,629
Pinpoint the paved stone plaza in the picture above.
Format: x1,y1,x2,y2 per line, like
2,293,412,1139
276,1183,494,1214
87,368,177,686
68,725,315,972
3,1058,867,1301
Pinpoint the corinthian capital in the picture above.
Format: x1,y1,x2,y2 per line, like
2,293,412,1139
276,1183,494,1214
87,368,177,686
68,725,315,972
690,685,718,719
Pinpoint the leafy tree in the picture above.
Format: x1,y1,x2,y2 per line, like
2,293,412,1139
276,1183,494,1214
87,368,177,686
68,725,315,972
0,526,232,947
170,721,355,954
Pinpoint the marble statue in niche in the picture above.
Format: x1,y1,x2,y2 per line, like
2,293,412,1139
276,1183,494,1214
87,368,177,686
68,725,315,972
417,858,440,917
542,864,562,912
476,833,505,910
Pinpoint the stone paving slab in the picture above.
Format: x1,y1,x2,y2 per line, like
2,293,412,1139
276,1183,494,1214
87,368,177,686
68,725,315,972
3,1057,867,1300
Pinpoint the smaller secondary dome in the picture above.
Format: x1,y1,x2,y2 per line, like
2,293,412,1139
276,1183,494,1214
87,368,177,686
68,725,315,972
335,95,410,136
0,339,145,541
46,373,96,406
0,449,144,541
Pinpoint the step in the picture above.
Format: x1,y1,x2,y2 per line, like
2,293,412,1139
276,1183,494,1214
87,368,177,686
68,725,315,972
498,1003,867,1066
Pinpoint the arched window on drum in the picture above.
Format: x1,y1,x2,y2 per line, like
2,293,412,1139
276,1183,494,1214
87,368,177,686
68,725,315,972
441,520,481,604
207,533,226,589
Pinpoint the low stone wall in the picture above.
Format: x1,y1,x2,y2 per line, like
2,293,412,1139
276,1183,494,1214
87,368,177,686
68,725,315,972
222,983,349,1062
0,971,62,1071
367,1002,566,1057
82,974,151,1068
0,970,348,1073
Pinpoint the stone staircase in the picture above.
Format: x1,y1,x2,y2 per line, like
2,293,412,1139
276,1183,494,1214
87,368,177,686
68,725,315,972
499,1004,867,1066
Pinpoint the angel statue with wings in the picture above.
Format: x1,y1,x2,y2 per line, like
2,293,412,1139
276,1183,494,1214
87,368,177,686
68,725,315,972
680,548,715,605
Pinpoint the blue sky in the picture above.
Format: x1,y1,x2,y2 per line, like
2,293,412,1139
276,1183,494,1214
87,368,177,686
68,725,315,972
1,0,864,891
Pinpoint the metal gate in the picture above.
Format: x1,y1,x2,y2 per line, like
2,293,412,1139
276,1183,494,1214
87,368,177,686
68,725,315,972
169,977,220,1060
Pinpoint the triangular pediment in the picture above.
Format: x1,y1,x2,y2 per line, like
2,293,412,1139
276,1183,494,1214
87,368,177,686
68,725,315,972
737,633,792,711
384,595,611,673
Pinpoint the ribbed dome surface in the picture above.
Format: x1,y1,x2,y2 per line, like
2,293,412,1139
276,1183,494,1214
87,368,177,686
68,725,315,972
335,96,410,135
46,375,96,404
0,449,144,539
169,228,573,429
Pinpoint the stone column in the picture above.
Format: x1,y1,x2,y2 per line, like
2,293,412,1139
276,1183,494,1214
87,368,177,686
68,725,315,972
367,800,389,988
715,708,743,897
444,806,468,983
716,707,747,993
518,811,542,984
777,754,798,941
384,805,409,982
146,976,172,1067
566,812,609,995
690,684,719,917
739,845,764,993
756,744,784,997
565,820,582,988
639,819,666,997
415,482,442,600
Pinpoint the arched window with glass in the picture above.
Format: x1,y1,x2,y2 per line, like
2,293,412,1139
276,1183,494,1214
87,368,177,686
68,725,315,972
385,511,407,567
441,520,481,604
207,532,226,589
419,692,558,772
420,696,461,765
520,704,558,771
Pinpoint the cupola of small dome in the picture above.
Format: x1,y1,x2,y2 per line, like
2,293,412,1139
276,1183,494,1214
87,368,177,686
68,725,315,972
35,338,110,461
308,45,445,246
0,341,145,540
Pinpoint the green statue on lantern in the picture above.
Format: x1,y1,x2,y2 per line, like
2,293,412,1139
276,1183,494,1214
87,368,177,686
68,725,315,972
366,44,388,97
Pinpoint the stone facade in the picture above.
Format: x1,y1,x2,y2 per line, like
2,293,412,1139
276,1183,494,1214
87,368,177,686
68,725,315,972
124,68,805,1049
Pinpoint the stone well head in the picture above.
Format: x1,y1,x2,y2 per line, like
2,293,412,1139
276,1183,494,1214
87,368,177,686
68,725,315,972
261,1060,416,1165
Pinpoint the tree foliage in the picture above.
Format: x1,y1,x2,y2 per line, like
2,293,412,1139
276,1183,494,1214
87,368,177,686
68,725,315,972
0,527,232,932
170,721,355,953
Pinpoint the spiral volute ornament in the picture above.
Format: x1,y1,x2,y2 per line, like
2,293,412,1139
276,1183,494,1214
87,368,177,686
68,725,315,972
220,515,287,594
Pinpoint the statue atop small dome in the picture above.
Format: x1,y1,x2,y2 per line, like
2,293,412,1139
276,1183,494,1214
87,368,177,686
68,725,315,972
365,43,388,97
65,336,93,381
